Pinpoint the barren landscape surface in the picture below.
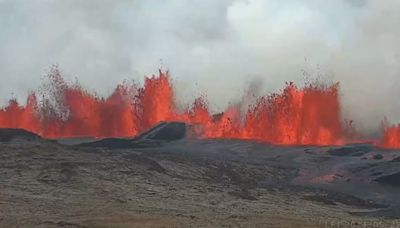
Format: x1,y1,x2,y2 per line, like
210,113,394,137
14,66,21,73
1,127,400,227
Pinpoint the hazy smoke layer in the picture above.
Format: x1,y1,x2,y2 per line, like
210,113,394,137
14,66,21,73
0,0,400,133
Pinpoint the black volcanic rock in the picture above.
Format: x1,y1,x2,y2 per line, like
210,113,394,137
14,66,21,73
375,172,400,186
0,128,41,142
80,138,135,149
327,146,371,157
391,156,400,162
139,121,186,141
80,121,187,148
372,154,384,160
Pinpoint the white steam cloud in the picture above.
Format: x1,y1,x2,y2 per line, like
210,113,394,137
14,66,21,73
0,0,399,133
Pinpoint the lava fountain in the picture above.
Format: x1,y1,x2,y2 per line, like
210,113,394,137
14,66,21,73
0,67,353,146
379,119,400,149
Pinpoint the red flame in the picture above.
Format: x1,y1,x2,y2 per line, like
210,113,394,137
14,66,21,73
0,68,350,145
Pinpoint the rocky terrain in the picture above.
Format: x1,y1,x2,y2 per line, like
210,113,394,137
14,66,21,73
1,124,400,227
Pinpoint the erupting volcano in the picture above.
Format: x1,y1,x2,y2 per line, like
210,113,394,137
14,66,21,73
0,67,398,148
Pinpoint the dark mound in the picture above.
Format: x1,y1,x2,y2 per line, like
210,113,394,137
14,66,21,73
375,172,400,187
137,121,186,141
0,128,41,142
80,121,186,148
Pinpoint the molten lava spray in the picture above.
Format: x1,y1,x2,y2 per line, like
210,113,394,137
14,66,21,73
0,68,176,138
183,82,345,145
379,119,400,149
0,68,352,146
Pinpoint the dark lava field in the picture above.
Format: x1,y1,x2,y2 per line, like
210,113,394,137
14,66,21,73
1,122,400,227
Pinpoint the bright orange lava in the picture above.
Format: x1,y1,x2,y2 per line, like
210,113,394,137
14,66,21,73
379,120,400,149
0,68,354,146
183,82,345,145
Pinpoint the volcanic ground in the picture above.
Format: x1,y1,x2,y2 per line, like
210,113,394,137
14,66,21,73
1,122,400,227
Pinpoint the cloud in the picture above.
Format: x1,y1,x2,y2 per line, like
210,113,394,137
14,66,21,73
0,0,400,133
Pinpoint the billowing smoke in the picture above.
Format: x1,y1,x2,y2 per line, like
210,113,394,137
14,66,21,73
0,0,399,134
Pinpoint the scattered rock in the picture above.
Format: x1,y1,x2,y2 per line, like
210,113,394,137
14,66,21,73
372,154,384,160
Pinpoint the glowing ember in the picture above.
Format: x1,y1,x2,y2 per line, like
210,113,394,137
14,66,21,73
0,68,350,145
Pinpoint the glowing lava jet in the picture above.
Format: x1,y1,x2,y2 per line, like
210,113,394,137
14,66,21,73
183,82,345,145
0,68,350,146
379,120,400,149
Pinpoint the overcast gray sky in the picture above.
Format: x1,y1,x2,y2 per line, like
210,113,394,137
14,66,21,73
1,0,400,133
